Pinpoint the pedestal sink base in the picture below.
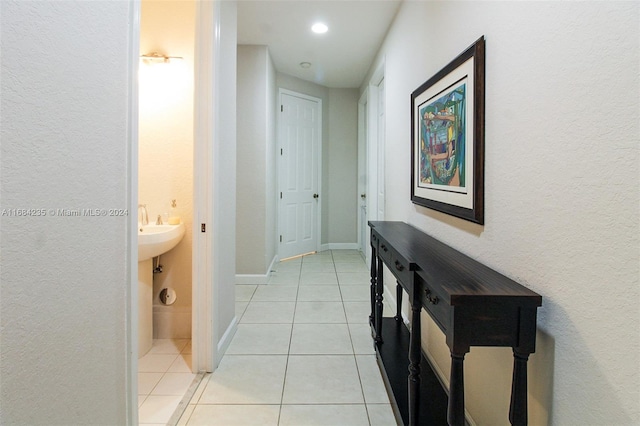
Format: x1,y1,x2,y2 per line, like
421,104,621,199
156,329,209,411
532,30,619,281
138,258,153,358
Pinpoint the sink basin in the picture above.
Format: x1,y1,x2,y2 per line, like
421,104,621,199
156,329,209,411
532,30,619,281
138,223,185,261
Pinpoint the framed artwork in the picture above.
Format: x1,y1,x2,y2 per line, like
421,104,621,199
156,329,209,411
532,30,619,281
411,36,485,224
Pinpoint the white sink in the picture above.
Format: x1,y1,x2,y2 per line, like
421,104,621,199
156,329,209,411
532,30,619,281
138,223,185,261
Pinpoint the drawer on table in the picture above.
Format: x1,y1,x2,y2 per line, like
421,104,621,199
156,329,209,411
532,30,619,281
377,237,393,265
388,251,411,285
370,231,380,251
419,279,451,332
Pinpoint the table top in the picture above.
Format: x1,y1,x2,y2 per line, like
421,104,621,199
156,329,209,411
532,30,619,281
369,221,542,307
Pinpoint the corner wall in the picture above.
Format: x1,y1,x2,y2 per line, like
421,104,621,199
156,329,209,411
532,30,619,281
237,45,277,277
365,1,639,424
328,88,359,246
214,0,238,358
0,1,134,423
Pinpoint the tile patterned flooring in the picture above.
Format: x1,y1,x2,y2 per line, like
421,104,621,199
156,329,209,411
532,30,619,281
177,250,397,426
138,338,196,424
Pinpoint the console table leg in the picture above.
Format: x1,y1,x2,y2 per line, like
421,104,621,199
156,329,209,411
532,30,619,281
448,353,466,426
369,252,376,328
509,351,530,426
374,256,384,345
394,281,403,321
408,301,421,426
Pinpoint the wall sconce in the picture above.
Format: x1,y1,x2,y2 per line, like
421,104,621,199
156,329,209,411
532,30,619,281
139,51,188,110
140,52,183,65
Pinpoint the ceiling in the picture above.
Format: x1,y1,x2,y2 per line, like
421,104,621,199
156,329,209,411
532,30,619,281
237,0,402,89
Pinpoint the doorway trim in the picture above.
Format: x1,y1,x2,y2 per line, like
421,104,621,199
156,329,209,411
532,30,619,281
128,0,219,419
358,60,385,267
192,0,219,374
277,88,323,259
127,0,141,423
357,88,368,257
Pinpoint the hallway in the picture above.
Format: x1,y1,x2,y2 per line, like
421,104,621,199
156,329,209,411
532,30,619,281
178,250,397,425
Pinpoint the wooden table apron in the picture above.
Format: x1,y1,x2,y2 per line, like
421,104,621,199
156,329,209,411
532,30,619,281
368,221,542,426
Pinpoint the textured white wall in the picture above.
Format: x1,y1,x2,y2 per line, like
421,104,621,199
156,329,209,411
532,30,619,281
0,1,134,423
366,1,639,424
139,0,195,337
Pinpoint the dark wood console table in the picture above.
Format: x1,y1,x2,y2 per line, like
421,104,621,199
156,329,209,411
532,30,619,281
369,221,542,426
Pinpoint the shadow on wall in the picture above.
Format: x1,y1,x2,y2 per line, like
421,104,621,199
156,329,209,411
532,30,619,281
412,204,484,238
539,300,636,425
422,307,554,424
528,327,554,425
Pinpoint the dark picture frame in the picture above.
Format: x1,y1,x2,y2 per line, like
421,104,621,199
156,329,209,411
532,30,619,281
411,36,485,224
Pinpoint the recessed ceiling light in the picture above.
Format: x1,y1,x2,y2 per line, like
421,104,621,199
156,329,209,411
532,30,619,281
311,23,328,34
299,62,312,69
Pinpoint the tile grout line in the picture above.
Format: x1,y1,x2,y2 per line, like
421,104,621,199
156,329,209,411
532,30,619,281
138,340,193,425
183,251,393,425
277,256,302,425
335,250,375,426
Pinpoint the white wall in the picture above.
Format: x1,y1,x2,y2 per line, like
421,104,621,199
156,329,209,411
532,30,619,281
139,0,194,338
266,50,277,270
236,45,277,276
214,0,238,356
365,1,639,425
327,88,359,245
0,1,134,423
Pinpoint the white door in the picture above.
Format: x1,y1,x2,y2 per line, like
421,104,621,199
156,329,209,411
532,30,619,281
376,78,385,221
360,71,385,267
357,92,369,257
279,90,321,259
358,69,385,268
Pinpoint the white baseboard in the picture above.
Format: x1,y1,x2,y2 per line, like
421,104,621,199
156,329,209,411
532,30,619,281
267,254,279,272
383,284,409,324
216,315,238,361
235,274,269,284
235,255,278,284
320,243,360,251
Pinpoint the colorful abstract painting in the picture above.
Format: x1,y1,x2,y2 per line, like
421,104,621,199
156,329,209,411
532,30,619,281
418,83,466,190
410,36,485,224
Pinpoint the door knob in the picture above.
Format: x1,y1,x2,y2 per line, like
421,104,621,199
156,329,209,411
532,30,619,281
313,193,319,199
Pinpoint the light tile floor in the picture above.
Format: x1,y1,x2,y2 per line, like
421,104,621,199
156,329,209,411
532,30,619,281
139,338,195,425
178,250,398,426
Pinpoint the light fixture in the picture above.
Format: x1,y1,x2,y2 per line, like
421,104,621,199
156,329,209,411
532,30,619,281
299,62,312,69
140,52,183,64
311,22,328,34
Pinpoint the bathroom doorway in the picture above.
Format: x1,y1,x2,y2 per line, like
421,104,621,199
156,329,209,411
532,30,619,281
136,0,221,422
137,0,197,422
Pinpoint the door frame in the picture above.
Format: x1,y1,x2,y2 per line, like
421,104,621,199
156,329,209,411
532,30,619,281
357,89,368,257
128,0,219,420
358,61,385,267
126,1,141,423
192,0,219,373
277,88,323,259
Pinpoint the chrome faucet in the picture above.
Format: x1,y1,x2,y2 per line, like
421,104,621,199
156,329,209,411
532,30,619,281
156,214,163,225
138,204,149,226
